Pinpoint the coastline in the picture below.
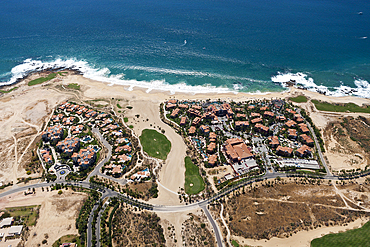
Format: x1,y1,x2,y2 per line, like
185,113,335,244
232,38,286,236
64,72,370,107
0,71,370,247
1,59,370,100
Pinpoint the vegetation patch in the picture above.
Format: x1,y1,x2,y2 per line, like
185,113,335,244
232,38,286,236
52,234,81,247
76,190,100,246
117,103,122,109
224,180,370,240
4,205,40,226
181,213,216,246
67,83,80,90
139,129,171,160
312,100,370,113
123,117,128,122
184,156,205,194
28,73,57,86
325,116,370,166
0,86,18,93
231,240,240,247
112,207,165,246
311,220,370,247
289,95,308,103
122,182,158,200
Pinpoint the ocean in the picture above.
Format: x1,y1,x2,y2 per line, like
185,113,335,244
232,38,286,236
0,0,369,97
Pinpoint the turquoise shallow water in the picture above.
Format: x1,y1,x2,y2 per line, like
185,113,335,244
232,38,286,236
0,0,370,96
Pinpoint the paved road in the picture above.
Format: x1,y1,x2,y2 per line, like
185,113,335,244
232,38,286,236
95,196,110,247
306,122,332,177
86,128,113,181
0,121,351,247
296,108,332,177
201,205,223,247
87,203,99,247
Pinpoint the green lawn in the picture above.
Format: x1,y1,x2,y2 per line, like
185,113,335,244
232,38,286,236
139,129,171,160
0,86,18,94
231,240,240,247
289,95,308,103
52,234,81,247
312,100,370,113
117,103,122,109
184,156,205,195
67,83,80,90
123,117,129,122
311,220,370,247
5,205,40,226
28,73,57,86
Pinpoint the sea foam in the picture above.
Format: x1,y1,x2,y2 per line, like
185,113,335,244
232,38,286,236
0,58,236,95
272,72,370,98
2,58,370,98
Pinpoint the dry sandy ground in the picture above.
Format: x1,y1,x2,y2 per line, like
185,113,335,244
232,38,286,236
0,80,69,184
156,208,199,247
0,188,87,247
291,97,370,173
1,72,370,247
1,73,370,185
232,217,369,247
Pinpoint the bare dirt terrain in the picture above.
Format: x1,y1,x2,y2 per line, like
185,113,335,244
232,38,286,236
111,204,166,247
222,180,370,242
1,72,370,247
0,83,68,184
324,116,370,172
181,211,216,247
290,94,370,173
0,188,87,247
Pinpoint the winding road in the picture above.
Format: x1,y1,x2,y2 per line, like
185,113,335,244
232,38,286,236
0,107,362,247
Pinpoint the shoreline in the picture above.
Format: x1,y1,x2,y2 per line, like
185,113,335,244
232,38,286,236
64,72,370,108
1,65,370,102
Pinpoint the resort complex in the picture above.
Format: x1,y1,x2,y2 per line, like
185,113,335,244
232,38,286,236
164,98,324,187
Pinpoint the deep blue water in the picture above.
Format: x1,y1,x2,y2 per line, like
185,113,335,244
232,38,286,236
0,0,370,95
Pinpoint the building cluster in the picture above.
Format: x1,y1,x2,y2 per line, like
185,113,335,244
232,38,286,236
130,168,150,181
40,101,103,172
104,138,133,177
165,98,319,177
42,125,64,143
0,217,23,240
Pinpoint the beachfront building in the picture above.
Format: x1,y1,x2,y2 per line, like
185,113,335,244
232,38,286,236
163,98,322,175
276,146,293,157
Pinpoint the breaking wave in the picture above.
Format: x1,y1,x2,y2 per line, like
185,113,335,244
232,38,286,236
0,58,238,94
1,58,370,98
271,72,370,98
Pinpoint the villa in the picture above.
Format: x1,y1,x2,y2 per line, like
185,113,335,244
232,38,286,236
276,146,293,157
224,138,254,162
72,146,97,169
56,137,80,155
42,125,64,143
